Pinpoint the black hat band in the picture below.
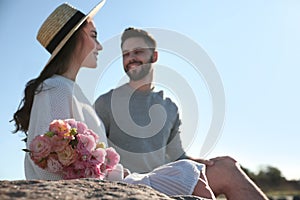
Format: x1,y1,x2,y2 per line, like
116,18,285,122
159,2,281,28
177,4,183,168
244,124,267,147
46,11,85,53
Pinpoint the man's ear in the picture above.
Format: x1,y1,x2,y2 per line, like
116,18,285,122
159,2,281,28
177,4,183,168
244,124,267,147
152,51,158,63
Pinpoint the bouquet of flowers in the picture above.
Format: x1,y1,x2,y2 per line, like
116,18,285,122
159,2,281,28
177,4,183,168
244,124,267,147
25,119,120,180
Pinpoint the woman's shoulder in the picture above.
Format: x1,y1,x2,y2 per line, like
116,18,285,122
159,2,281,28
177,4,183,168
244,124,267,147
42,75,74,95
44,75,73,86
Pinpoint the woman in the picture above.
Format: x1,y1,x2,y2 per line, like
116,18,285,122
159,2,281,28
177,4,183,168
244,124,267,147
12,1,215,199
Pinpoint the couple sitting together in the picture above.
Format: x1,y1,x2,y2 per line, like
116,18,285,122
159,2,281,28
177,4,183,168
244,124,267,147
12,1,268,199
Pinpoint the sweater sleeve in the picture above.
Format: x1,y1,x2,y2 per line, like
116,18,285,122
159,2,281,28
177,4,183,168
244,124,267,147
105,163,125,181
166,112,186,162
25,80,74,180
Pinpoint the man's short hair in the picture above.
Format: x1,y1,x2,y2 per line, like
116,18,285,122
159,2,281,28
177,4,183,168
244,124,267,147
121,27,157,49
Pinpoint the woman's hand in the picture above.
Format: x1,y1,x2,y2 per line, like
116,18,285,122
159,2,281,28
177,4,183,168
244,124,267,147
123,168,131,178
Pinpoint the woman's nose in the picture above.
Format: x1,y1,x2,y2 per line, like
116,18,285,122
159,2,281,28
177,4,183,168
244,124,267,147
97,41,103,51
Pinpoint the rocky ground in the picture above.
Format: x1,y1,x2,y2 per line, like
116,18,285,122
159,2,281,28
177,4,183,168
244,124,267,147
0,178,207,200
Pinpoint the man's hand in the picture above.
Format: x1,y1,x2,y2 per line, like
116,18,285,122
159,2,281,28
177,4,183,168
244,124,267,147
188,157,214,166
123,168,131,178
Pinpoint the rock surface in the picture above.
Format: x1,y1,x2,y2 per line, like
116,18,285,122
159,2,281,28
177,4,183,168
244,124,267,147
0,178,206,200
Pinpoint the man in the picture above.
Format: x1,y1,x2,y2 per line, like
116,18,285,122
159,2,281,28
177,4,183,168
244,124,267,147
94,27,187,173
94,27,268,199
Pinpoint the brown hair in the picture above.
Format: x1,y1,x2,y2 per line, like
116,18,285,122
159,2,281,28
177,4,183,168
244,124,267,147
11,22,87,135
121,27,157,49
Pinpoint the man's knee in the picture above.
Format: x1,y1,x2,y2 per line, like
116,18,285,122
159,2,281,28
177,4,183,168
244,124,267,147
210,156,239,172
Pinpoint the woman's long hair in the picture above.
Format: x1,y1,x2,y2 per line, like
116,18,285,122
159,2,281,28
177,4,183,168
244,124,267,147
11,22,86,136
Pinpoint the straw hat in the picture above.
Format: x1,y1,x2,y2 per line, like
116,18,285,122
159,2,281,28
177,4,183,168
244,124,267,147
37,0,106,64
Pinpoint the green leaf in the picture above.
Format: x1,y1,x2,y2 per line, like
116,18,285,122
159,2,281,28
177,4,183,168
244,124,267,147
22,149,31,153
45,131,54,137
70,128,77,136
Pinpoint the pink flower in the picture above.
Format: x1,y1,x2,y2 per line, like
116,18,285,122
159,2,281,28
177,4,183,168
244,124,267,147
29,135,52,161
51,135,70,152
49,119,71,138
57,145,77,166
76,121,88,134
77,134,96,153
105,147,120,170
90,148,106,165
84,164,103,179
84,129,99,143
64,119,77,129
63,165,84,179
27,119,120,180
47,154,63,173
72,160,86,170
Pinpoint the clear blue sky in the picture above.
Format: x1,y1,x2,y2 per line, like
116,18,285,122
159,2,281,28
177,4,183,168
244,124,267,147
1,0,300,181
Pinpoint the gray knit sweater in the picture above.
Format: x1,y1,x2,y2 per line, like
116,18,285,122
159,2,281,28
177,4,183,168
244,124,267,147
94,83,186,173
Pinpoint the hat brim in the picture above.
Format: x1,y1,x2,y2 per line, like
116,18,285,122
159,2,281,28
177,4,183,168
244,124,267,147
46,0,106,66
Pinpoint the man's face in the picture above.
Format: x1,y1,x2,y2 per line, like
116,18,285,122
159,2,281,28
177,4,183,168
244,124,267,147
122,37,155,81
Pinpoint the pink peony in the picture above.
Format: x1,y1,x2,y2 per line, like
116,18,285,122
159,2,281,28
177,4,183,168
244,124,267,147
50,135,70,152
90,148,106,165
27,119,120,180
47,154,63,173
63,165,84,179
29,135,52,161
84,164,103,179
64,119,77,129
105,147,120,170
72,160,86,170
49,119,71,138
84,129,99,143
77,134,96,153
76,121,88,134
57,145,77,166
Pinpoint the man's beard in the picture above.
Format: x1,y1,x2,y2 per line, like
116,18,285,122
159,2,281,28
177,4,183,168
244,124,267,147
125,57,152,81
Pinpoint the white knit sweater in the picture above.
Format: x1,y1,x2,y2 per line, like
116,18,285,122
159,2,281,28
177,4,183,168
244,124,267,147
24,75,123,180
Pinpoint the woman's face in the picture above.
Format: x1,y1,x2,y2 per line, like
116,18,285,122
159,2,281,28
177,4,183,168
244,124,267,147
81,20,102,68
